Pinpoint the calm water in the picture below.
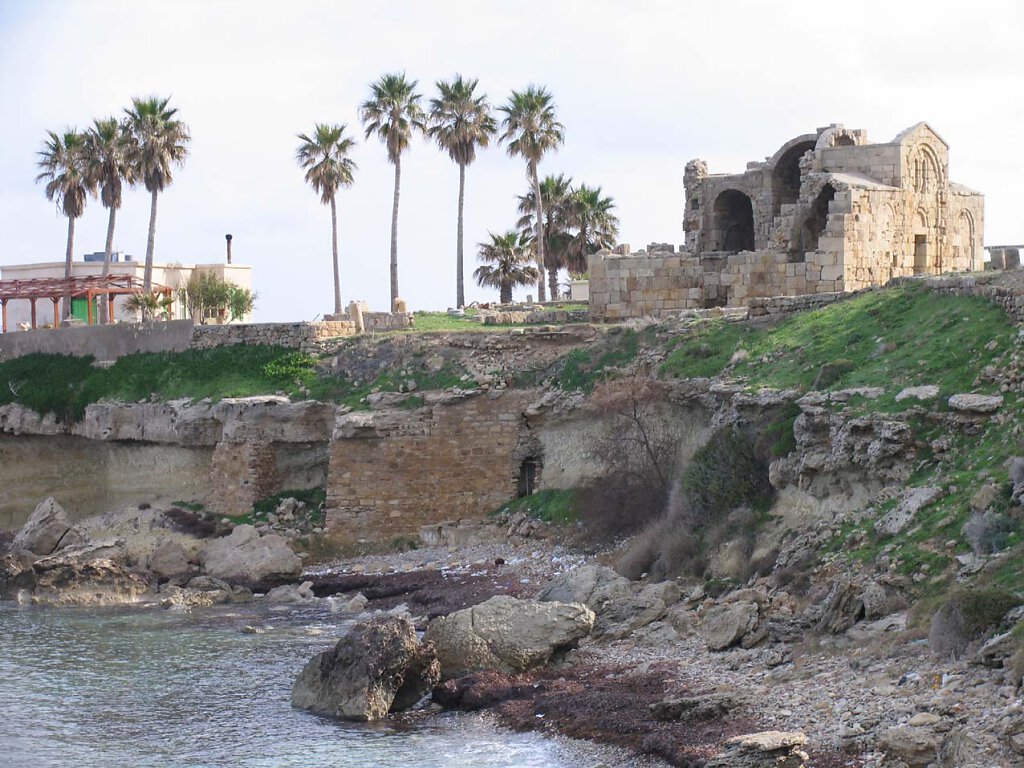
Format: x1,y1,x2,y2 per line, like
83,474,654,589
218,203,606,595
0,602,593,768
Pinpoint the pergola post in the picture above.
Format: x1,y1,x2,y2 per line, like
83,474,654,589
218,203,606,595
1,299,7,333
30,299,37,329
107,293,115,325
86,291,94,326
51,297,59,327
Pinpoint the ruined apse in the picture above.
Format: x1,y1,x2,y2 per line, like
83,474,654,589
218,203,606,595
589,122,984,320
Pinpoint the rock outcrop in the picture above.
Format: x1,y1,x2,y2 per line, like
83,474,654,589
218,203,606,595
424,595,595,680
706,731,808,768
11,498,73,556
291,616,439,720
200,524,302,587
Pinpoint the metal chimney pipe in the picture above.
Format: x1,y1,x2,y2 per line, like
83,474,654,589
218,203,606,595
225,234,233,264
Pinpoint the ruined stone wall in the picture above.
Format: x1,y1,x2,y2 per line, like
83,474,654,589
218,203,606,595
325,390,536,541
190,320,358,353
588,250,834,321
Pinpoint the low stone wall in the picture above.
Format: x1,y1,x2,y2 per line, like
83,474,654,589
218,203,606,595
0,319,194,362
364,312,413,332
190,320,358,353
747,292,846,318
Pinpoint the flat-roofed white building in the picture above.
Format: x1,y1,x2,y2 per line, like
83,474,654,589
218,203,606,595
0,259,253,328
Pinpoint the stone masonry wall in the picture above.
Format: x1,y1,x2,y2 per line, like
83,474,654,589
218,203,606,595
326,390,536,541
190,320,358,354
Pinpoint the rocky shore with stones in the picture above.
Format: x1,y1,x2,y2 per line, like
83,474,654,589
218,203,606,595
3,499,1023,767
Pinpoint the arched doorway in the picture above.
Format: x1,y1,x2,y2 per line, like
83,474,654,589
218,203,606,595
797,184,836,256
713,190,755,252
771,140,817,217
957,210,976,269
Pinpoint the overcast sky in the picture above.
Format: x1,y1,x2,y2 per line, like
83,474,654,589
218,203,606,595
1,0,1021,321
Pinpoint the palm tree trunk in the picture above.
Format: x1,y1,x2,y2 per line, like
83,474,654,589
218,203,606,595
500,283,512,304
99,205,117,323
331,195,341,314
143,188,158,292
456,162,466,308
63,215,75,319
530,163,547,303
390,158,401,311
548,264,560,302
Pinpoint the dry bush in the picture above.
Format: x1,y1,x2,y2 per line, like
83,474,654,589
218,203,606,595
963,510,1016,555
577,377,681,540
928,588,1022,659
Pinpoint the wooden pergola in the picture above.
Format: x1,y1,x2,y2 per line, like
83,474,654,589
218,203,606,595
0,275,173,333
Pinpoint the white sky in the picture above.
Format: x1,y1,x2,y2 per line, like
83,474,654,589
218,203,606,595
1,0,1022,321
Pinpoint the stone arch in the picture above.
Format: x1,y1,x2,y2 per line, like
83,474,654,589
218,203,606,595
815,126,862,149
770,138,817,217
713,190,755,252
797,184,836,256
957,210,976,268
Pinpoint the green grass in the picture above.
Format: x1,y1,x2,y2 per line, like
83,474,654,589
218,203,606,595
492,488,580,525
0,346,320,421
660,286,1015,406
555,328,639,392
305,360,466,411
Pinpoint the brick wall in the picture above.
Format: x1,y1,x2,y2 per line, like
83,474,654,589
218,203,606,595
325,390,535,541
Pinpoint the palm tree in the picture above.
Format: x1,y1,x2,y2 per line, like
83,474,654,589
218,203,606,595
124,96,190,292
473,230,540,304
84,117,136,322
566,184,620,274
296,123,358,314
359,73,426,310
427,75,497,309
516,173,573,300
36,128,90,318
498,85,565,302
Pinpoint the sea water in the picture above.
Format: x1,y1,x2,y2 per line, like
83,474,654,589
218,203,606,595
0,602,592,768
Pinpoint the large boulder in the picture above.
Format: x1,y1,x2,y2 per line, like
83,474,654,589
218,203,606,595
29,541,151,606
877,725,941,767
12,498,73,556
700,601,760,651
291,616,440,721
200,525,301,586
538,566,676,637
424,595,595,680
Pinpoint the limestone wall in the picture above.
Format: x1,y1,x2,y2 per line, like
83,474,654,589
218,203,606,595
190,320,357,353
326,390,536,541
0,434,213,528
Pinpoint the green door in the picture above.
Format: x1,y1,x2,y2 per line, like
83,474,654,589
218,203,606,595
71,297,99,323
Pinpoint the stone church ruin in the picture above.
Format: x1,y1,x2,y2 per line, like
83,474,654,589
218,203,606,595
590,122,984,320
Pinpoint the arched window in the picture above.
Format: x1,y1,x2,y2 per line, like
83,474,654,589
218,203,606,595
713,190,755,252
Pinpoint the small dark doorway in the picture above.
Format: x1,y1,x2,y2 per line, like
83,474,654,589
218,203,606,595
517,458,541,497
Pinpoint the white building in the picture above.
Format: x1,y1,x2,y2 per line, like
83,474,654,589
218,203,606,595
0,259,253,328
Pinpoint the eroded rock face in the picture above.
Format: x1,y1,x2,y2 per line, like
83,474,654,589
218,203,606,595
12,497,73,556
291,616,439,721
200,525,302,587
706,731,808,768
424,595,595,680
29,542,150,606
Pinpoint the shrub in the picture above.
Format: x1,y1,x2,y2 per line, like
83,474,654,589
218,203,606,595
164,507,231,539
928,587,1022,659
963,510,1017,555
681,428,774,524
